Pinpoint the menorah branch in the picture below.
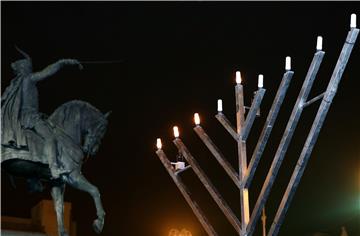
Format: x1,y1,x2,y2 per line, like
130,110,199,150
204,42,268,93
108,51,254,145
215,113,238,140
244,71,294,189
156,149,218,236
268,27,359,236
241,88,266,141
173,138,242,234
248,50,325,236
194,125,241,189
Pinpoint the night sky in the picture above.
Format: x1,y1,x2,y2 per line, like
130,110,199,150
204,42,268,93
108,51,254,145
2,2,360,236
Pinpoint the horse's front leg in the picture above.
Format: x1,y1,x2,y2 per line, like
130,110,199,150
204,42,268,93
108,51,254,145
65,171,105,234
51,184,69,236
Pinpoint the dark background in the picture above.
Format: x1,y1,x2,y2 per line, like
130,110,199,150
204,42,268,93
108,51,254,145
2,2,360,236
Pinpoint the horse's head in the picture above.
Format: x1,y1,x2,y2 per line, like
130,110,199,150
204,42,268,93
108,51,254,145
83,111,111,157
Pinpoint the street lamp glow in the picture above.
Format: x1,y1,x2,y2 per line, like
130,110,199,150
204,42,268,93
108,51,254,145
316,36,323,51
258,74,264,88
173,126,180,138
351,14,357,28
194,113,200,125
217,99,223,112
236,71,242,84
156,138,162,150
285,56,291,71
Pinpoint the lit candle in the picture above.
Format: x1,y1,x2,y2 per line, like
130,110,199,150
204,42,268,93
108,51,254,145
194,113,200,126
351,14,357,28
217,99,223,112
258,74,264,88
173,126,179,138
236,71,242,84
316,36,323,51
156,138,162,150
285,56,291,71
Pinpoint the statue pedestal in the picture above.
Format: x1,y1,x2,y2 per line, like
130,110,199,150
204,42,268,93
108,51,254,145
1,200,76,236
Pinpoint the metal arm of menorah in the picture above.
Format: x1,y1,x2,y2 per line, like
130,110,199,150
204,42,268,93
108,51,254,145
156,148,218,236
155,15,358,236
246,48,325,236
268,25,359,236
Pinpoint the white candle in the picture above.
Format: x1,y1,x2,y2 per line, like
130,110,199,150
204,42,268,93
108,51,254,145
285,56,291,71
173,126,179,138
194,113,200,125
351,14,357,28
316,36,323,51
258,74,264,88
156,138,162,150
236,71,242,84
217,99,223,112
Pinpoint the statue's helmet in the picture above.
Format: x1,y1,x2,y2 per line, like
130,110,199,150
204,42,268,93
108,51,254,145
11,46,32,75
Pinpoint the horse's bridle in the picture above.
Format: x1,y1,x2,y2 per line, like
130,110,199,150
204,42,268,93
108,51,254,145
83,117,108,157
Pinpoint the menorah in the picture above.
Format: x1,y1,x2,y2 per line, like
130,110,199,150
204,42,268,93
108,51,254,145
155,15,359,236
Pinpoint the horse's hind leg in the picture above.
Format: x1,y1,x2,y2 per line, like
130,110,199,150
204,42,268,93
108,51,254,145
51,184,69,236
66,171,105,234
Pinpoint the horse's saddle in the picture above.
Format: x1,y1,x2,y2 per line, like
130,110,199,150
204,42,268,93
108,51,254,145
1,127,83,171
1,130,46,164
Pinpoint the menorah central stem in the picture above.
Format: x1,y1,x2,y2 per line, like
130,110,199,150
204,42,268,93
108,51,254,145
236,84,250,234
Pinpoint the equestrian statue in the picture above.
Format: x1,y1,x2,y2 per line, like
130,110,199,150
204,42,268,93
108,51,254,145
1,47,110,236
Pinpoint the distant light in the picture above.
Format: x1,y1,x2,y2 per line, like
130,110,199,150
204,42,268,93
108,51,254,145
285,56,291,71
173,126,180,138
217,99,223,112
258,74,264,88
156,138,162,150
351,14,357,28
316,36,323,51
236,71,242,84
169,228,193,236
194,113,200,125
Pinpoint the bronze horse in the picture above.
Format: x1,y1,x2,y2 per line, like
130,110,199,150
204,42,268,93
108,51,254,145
2,100,110,236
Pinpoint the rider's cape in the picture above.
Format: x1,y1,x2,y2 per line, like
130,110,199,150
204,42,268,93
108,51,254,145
1,77,83,171
1,76,28,148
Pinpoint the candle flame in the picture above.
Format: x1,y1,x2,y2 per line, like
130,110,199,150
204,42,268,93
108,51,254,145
173,126,180,138
236,71,242,84
156,138,162,150
194,113,200,125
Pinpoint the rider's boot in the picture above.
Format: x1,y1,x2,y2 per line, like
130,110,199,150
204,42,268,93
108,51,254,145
47,140,67,179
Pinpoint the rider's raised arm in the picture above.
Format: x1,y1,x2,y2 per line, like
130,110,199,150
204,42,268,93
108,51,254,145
31,59,82,82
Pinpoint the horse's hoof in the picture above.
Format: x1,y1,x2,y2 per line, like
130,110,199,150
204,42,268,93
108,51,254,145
92,218,104,234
